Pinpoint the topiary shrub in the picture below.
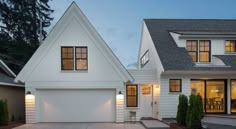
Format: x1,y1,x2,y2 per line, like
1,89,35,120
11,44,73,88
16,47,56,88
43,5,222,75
176,94,188,126
196,95,204,119
186,95,202,129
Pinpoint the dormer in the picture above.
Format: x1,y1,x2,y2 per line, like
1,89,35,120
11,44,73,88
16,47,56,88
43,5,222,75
170,31,236,67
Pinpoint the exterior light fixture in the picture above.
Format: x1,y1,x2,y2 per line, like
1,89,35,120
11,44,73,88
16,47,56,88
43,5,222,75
117,90,124,100
26,91,31,94
25,90,36,123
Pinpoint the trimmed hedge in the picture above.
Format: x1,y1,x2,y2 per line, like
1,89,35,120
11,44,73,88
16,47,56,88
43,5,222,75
176,94,188,126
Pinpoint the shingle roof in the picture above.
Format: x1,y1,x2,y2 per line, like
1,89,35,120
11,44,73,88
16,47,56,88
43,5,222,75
144,19,236,71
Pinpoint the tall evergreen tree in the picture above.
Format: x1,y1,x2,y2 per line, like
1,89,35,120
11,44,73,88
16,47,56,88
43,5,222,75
0,0,54,73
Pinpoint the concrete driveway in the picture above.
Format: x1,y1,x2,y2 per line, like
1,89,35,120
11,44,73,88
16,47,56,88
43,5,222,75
13,122,146,129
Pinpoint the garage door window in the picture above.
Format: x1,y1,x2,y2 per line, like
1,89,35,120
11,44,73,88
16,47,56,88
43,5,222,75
126,85,138,107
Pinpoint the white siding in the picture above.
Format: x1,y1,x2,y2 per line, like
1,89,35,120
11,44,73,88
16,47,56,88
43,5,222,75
128,69,157,84
159,77,190,119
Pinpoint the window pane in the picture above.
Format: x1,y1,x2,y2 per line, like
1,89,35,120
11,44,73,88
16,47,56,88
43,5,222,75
76,59,87,70
142,85,151,95
188,52,197,62
231,80,236,113
82,48,87,53
225,41,236,52
62,48,73,58
170,79,181,92
191,80,205,111
199,52,209,62
76,47,88,70
76,48,82,53
206,81,225,113
62,59,74,70
127,96,137,107
127,85,137,107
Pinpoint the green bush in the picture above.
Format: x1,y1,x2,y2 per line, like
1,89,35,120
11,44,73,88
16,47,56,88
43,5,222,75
11,114,15,122
196,95,204,119
0,100,3,125
186,95,202,129
176,94,188,126
0,99,9,125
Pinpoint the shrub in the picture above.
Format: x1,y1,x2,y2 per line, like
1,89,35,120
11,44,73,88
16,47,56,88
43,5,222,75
0,100,3,125
186,95,202,129
196,95,204,119
176,94,188,126
2,99,9,125
11,114,15,122
0,99,9,125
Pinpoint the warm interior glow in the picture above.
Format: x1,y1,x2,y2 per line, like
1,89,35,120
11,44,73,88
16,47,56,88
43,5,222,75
231,80,236,113
141,85,151,95
25,94,35,100
190,80,225,113
117,94,124,100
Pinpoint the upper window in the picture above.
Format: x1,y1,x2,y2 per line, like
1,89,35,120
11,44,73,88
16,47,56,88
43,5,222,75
126,85,138,107
186,40,211,63
75,47,88,70
61,47,74,70
225,40,236,53
199,40,210,62
140,50,149,68
186,40,198,62
61,46,88,70
169,79,182,92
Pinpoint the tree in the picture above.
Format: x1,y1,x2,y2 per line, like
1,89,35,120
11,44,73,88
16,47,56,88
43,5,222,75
0,0,54,73
186,95,202,129
176,94,188,126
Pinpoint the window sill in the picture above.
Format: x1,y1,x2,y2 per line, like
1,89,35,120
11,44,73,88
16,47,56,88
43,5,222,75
61,70,88,73
126,107,139,110
169,92,181,94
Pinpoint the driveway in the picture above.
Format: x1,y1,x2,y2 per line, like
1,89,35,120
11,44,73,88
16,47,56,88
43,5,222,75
13,122,145,129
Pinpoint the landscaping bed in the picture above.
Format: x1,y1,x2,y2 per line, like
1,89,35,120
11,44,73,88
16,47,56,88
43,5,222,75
170,123,187,129
0,122,24,129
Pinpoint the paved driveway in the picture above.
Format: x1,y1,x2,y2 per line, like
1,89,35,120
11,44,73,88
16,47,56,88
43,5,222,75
13,122,145,129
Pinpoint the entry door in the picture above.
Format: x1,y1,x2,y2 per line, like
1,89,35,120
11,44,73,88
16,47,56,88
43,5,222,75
141,85,153,117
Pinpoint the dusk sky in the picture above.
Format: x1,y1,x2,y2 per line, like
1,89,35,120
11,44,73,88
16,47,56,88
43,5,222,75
48,0,236,68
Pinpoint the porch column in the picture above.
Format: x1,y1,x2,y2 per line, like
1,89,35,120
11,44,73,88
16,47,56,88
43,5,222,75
116,89,124,122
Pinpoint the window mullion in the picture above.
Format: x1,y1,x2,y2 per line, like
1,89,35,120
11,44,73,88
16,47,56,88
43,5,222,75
73,47,75,71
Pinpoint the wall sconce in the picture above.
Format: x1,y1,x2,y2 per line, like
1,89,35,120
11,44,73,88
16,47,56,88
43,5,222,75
25,91,36,123
117,91,124,100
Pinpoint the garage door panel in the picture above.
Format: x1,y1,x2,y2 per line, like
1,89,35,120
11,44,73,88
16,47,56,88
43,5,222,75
38,89,115,122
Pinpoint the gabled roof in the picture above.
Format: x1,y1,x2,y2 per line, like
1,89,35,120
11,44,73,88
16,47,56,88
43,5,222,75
144,19,236,71
15,2,133,83
0,59,24,87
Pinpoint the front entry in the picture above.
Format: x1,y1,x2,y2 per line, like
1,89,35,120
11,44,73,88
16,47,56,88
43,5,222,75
141,85,153,118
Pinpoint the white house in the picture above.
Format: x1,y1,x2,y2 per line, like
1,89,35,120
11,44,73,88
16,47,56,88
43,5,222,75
15,2,236,123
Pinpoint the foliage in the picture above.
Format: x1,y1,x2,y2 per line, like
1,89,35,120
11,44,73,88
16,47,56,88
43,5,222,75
0,0,54,73
11,114,15,122
186,95,202,129
176,94,188,126
0,99,9,125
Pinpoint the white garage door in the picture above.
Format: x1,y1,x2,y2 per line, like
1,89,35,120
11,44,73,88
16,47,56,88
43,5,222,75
38,89,115,122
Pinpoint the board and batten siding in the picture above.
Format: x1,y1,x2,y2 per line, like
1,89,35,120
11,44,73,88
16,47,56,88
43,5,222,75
159,77,190,119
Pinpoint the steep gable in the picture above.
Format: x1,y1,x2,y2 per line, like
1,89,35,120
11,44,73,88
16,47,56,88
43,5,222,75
15,2,133,83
